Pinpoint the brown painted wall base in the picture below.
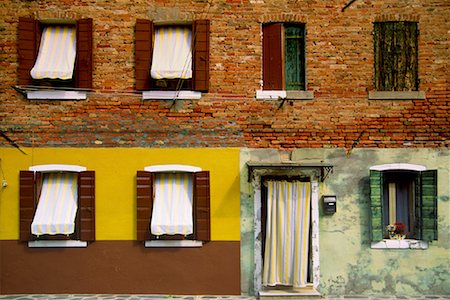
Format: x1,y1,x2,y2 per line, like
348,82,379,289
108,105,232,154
0,241,240,295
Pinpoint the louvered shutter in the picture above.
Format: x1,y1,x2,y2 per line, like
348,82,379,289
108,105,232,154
135,19,153,91
419,170,438,241
369,170,384,241
194,171,210,242
136,171,153,241
263,23,283,90
76,18,93,89
18,17,38,86
19,171,35,241
193,20,210,92
78,171,95,241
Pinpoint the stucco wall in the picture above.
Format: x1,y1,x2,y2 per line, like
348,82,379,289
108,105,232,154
240,148,450,296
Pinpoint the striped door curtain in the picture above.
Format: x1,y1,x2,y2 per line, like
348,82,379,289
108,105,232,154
30,26,77,80
151,26,193,80
263,180,311,288
31,173,78,236
151,173,194,236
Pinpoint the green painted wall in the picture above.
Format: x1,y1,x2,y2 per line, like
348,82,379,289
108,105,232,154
240,148,450,296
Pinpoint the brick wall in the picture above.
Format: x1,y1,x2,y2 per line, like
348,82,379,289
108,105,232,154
0,0,448,149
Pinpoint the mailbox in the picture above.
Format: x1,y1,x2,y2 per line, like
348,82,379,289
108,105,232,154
322,195,336,214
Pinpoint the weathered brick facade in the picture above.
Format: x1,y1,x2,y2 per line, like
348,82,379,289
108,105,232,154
0,0,448,149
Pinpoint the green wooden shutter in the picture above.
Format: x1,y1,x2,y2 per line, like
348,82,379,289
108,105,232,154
193,20,210,92
284,24,305,91
419,170,438,241
18,17,38,86
19,171,35,241
78,171,95,241
194,171,210,242
76,18,93,89
136,171,153,241
263,23,283,90
369,170,384,241
135,19,153,91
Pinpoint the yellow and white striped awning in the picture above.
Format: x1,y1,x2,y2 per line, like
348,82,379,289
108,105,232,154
31,173,78,236
151,26,192,80
151,173,194,236
30,26,76,80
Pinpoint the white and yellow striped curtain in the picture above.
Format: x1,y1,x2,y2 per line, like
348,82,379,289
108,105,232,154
263,180,311,288
31,173,78,236
30,26,77,80
151,173,194,236
151,26,192,80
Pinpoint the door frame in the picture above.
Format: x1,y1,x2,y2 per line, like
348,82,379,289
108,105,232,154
249,167,321,294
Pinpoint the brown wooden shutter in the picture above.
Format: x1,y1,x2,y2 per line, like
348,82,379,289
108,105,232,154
18,17,39,86
19,171,35,241
194,171,210,242
135,19,153,91
263,23,283,90
78,171,95,241
136,171,153,241
76,18,93,89
193,20,210,92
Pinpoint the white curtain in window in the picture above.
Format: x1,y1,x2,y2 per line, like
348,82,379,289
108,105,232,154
151,27,192,80
151,173,194,235
263,180,311,288
31,173,78,235
30,26,76,80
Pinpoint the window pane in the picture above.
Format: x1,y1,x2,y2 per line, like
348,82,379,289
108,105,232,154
284,25,305,90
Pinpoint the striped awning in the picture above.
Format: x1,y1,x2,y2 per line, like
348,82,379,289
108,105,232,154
151,26,192,80
151,173,194,236
31,173,78,236
30,26,76,80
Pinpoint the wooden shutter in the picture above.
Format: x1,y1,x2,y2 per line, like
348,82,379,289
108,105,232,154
419,170,438,241
193,20,210,92
374,22,418,91
369,170,384,241
76,18,93,89
263,23,283,90
136,171,153,241
18,17,38,86
19,171,35,241
78,171,95,241
135,19,153,91
194,171,210,242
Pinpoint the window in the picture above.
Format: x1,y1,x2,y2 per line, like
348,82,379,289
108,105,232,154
135,20,210,98
136,165,210,244
262,23,306,91
369,164,437,244
373,21,419,91
19,165,95,246
18,17,93,99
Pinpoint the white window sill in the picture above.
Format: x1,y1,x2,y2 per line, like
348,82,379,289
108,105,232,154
371,239,428,249
26,90,87,100
145,240,203,248
256,90,314,100
142,90,202,100
28,240,88,248
368,91,426,100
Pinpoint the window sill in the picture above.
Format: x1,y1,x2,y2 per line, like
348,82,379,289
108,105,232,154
371,239,428,250
256,90,314,100
368,91,426,100
26,90,87,100
144,240,203,248
142,90,202,100
28,240,88,248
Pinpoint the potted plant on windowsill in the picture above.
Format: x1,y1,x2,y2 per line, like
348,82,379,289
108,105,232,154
386,222,406,240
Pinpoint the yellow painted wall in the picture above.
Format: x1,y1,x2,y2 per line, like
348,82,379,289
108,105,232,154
0,148,240,241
